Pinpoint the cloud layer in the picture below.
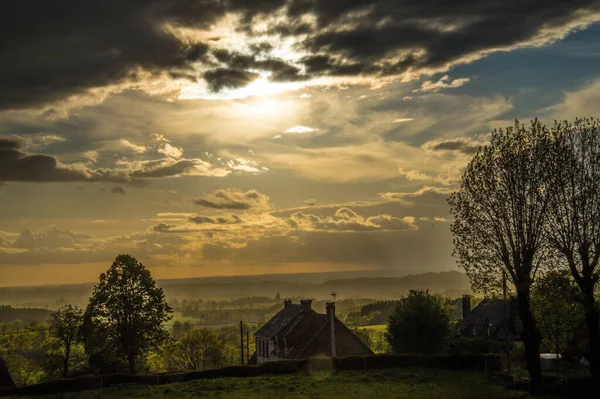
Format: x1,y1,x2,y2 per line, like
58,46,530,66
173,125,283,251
2,0,599,109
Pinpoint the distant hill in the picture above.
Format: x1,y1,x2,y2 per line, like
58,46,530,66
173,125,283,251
0,270,471,306
159,271,471,300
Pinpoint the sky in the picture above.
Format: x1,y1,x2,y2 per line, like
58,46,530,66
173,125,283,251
1,0,600,287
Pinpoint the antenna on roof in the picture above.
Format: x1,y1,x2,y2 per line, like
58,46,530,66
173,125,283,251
330,292,337,302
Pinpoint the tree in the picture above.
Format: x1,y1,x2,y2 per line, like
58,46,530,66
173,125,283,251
531,271,582,357
448,119,556,392
166,329,225,371
48,305,83,378
83,254,172,374
351,327,373,350
385,290,450,355
544,118,600,392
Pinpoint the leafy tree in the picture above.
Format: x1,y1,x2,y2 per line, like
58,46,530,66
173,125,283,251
82,254,172,374
385,290,450,355
168,329,225,371
531,271,582,357
448,119,555,392
544,118,600,392
48,305,83,378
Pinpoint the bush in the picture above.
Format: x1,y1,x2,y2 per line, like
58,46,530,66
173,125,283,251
448,337,512,355
386,290,451,355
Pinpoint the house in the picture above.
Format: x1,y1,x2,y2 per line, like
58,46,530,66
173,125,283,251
0,356,15,389
459,294,521,340
251,299,373,364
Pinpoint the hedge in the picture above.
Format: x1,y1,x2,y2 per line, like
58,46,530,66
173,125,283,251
0,354,502,397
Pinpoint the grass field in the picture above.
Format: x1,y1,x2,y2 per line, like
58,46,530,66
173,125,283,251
358,324,387,333
16,368,548,399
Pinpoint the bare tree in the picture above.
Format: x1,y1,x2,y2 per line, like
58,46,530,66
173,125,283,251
545,118,600,392
448,119,555,393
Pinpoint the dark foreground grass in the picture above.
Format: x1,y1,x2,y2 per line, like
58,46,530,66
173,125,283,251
13,368,552,399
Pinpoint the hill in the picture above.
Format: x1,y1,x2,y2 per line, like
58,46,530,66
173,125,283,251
0,270,471,307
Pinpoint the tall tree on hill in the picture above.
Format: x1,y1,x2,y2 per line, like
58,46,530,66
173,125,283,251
544,118,600,393
82,254,172,374
448,119,556,393
48,304,83,378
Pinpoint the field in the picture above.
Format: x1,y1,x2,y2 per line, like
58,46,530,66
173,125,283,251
14,368,548,399
359,324,387,333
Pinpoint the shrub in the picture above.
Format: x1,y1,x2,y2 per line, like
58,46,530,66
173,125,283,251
385,290,451,355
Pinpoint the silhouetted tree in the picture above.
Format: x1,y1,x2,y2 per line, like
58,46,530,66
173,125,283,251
545,118,600,392
448,119,556,392
48,304,83,378
83,254,172,374
385,290,450,355
532,270,582,358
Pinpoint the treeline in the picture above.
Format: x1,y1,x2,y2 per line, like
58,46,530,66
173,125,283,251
0,306,51,324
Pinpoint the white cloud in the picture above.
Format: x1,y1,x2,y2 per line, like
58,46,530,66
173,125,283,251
158,143,184,159
284,125,319,134
227,158,264,173
299,93,312,99
82,150,99,164
413,75,471,93
120,139,147,153
398,166,432,181
392,118,414,123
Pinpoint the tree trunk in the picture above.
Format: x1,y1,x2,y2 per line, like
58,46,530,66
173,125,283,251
127,353,136,375
582,281,600,396
516,286,543,393
63,342,70,378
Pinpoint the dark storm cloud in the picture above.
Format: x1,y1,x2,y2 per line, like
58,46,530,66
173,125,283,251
423,138,481,155
0,0,288,109
188,214,243,224
0,137,218,183
192,189,271,210
2,0,598,109
0,137,127,183
204,69,261,92
111,186,127,194
285,0,600,77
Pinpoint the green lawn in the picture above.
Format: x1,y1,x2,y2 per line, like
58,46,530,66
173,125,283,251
15,368,550,399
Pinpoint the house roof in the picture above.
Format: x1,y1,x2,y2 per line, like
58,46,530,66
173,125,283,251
0,356,15,388
255,302,373,359
462,298,519,340
254,303,309,339
463,298,510,327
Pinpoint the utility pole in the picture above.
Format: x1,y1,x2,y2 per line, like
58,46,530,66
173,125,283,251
246,330,250,364
503,271,511,374
240,321,244,366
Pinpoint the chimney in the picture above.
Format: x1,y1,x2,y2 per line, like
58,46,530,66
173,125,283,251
462,295,471,320
326,302,336,357
300,299,312,312
284,298,292,308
